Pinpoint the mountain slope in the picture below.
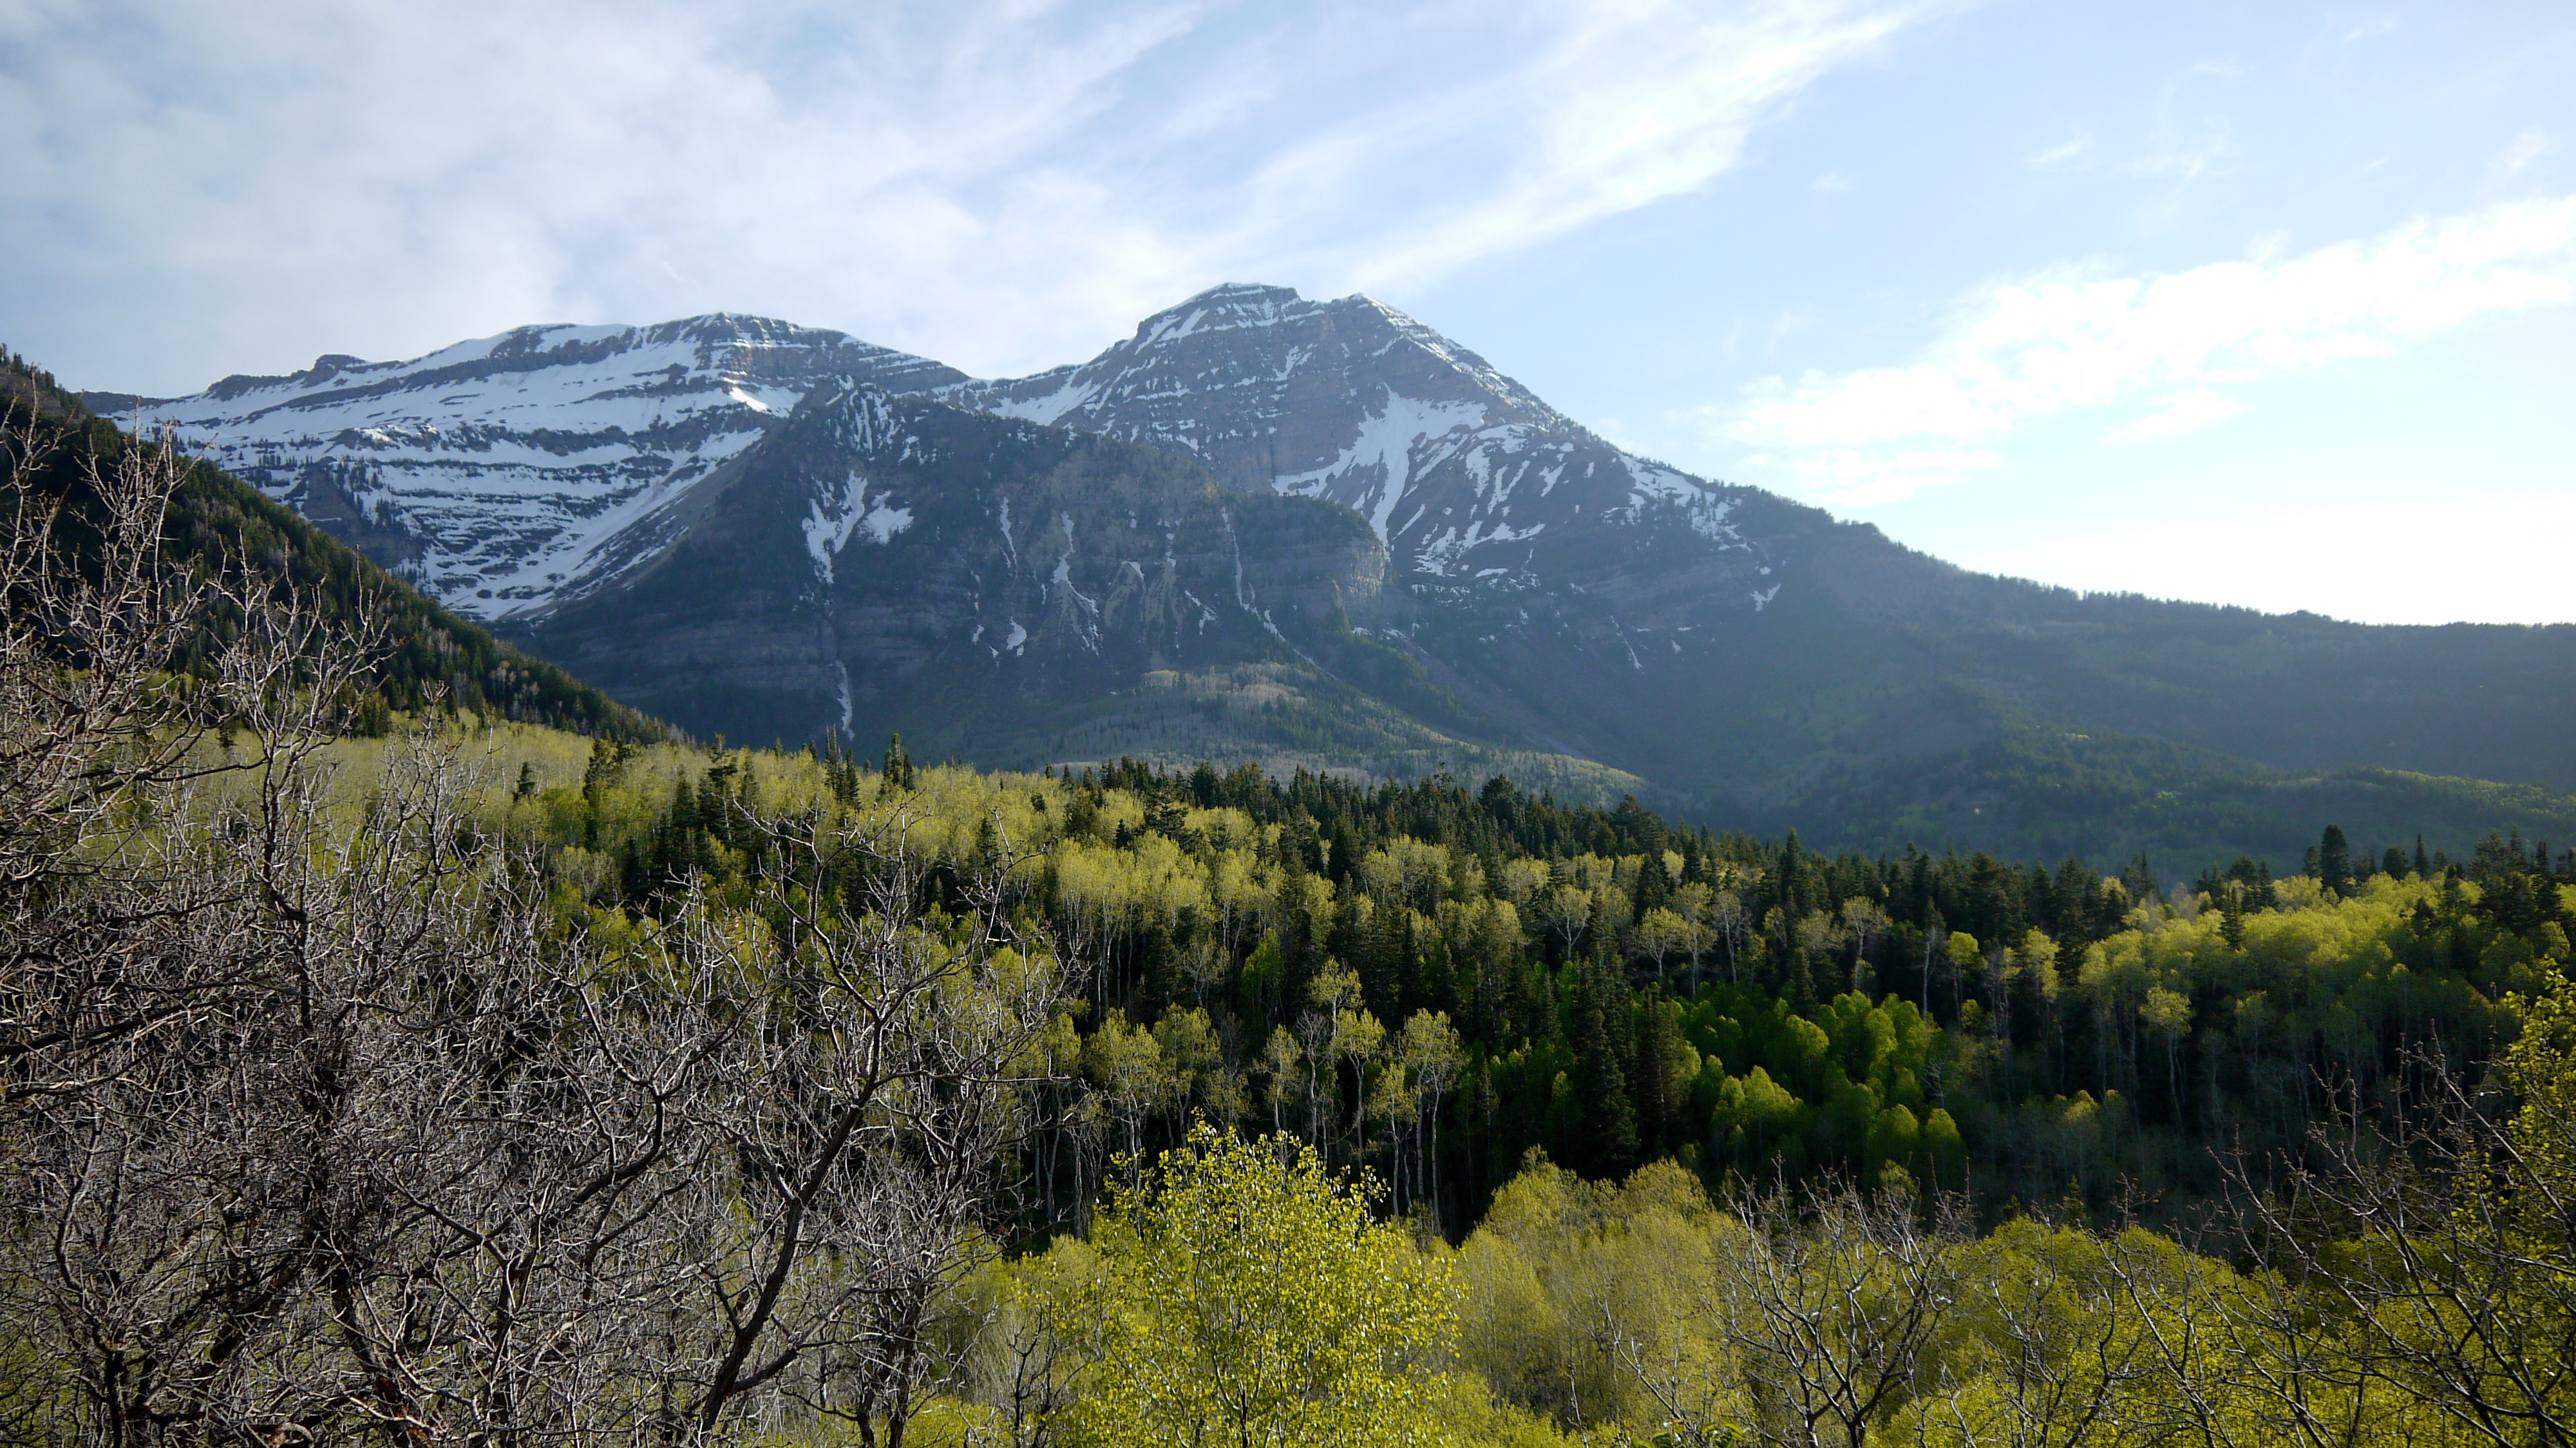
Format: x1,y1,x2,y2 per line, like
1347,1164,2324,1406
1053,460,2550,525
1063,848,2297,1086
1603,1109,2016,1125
504,379,1640,795
942,281,1749,586
935,286,2576,812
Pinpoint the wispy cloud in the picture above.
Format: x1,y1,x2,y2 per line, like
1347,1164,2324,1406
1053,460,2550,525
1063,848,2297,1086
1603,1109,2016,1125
1316,1,1951,293
1703,195,2576,505
2023,135,2091,169
2104,386,2240,444
0,0,1945,394
2494,130,2552,180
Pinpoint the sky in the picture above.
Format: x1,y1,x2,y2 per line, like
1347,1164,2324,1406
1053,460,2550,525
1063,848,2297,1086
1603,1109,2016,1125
3,0,2571,625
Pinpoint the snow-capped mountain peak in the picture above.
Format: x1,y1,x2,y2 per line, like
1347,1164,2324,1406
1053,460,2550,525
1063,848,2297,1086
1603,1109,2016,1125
942,283,1740,582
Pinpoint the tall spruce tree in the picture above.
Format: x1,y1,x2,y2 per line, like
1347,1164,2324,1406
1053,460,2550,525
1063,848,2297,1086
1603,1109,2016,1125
2319,824,2354,897
1573,956,1639,1177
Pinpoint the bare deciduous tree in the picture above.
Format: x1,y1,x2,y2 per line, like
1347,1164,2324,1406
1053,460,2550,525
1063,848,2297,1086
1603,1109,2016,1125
2214,1034,2576,1448
1621,1183,1965,1448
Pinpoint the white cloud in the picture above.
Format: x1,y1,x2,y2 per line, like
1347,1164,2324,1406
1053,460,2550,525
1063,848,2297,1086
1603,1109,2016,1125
1295,1,1953,295
1706,195,2576,504
0,0,1944,394
2104,386,2240,444
1973,495,2576,627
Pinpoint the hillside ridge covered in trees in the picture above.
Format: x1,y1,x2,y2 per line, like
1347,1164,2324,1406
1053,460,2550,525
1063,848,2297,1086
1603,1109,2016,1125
565,732,2571,1234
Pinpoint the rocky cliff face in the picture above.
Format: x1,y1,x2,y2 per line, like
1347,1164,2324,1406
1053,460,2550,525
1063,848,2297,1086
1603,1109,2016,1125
944,282,1766,597
506,382,1403,756
933,283,1873,789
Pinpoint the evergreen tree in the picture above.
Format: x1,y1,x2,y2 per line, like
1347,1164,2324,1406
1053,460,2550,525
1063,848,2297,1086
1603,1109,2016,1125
2318,824,2353,897
1571,958,1638,1177
878,732,916,792
1633,845,1671,916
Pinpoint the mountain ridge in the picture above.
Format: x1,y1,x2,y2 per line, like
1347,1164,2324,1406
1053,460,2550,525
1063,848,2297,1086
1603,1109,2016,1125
84,314,963,616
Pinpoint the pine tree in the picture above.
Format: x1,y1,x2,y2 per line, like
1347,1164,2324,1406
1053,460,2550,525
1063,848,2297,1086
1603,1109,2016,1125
1572,958,1638,1177
2319,824,2354,898
2121,853,2159,905
1633,844,1671,915
879,733,916,792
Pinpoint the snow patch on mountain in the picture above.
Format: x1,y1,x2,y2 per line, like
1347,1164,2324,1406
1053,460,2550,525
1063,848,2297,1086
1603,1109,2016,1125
979,368,1097,427
803,470,911,586
1274,393,1488,539
861,500,914,544
1416,516,1544,576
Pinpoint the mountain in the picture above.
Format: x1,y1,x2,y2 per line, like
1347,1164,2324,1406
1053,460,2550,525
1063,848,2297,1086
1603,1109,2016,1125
941,282,1748,587
84,316,962,614
84,289,2576,869
504,376,1649,799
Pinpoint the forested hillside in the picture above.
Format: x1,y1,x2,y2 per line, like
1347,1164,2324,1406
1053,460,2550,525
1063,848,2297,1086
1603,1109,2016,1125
534,732,2566,1233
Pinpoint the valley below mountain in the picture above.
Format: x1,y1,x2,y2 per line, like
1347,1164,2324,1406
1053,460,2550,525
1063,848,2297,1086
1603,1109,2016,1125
89,284,2576,870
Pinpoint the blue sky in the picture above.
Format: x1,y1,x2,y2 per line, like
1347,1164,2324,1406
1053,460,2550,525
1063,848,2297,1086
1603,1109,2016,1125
5,0,2571,623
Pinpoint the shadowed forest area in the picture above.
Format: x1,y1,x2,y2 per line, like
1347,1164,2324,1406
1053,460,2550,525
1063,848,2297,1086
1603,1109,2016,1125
10,372,2576,1447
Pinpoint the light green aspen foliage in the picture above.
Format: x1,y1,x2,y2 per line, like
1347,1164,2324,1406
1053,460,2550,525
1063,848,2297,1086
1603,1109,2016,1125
1054,1122,1457,1448
2503,974,2576,1203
